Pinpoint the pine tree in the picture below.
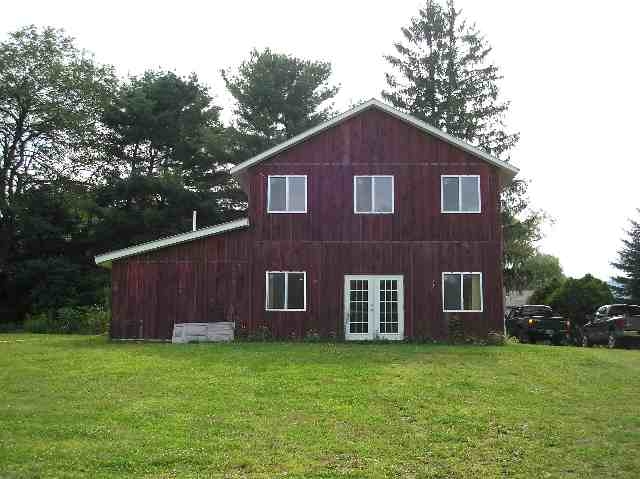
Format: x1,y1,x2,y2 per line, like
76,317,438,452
383,0,543,291
383,0,517,158
222,48,339,160
611,209,640,303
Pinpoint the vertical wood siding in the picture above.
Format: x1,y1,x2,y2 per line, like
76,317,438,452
110,107,505,340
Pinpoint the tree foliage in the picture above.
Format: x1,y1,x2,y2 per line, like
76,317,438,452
543,275,613,325
521,253,564,291
0,26,116,269
222,48,339,159
383,0,517,158
383,1,545,292
94,70,245,251
611,209,640,303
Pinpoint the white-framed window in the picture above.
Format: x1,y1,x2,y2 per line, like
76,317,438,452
265,271,307,311
441,175,481,213
442,272,483,312
267,175,307,213
353,175,394,214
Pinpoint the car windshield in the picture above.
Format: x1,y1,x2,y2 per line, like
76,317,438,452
521,306,553,317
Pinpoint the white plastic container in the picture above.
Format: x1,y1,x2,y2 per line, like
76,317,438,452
172,322,235,343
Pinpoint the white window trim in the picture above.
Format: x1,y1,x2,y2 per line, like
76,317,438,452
440,175,481,214
267,175,307,213
442,271,484,313
265,271,307,312
353,175,395,214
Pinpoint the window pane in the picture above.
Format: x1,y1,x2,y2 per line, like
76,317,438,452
268,177,286,211
460,176,480,212
288,177,306,212
374,177,393,213
463,274,482,310
442,177,460,212
267,272,285,309
355,177,372,212
287,273,305,310
443,273,462,311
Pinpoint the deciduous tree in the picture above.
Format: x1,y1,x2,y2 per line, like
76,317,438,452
0,26,116,271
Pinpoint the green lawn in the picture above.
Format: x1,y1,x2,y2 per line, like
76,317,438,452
1,335,639,478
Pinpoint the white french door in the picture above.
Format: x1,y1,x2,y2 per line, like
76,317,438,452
344,275,404,341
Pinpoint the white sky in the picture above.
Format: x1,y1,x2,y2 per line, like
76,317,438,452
3,0,638,281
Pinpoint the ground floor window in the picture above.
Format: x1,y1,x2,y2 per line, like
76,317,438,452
265,271,306,311
442,272,483,312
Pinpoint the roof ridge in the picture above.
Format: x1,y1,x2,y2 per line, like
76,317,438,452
229,98,519,182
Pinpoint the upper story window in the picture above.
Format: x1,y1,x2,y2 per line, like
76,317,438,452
354,175,394,214
266,271,306,311
442,272,483,312
267,175,307,213
441,175,481,213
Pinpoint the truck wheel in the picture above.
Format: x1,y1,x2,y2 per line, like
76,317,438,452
582,335,592,348
607,333,619,349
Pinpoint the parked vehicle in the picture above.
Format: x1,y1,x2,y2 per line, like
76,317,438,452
505,305,569,344
582,304,640,348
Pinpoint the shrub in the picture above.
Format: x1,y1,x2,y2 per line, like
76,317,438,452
486,331,507,346
23,306,110,335
303,329,321,342
23,312,53,333
0,322,23,333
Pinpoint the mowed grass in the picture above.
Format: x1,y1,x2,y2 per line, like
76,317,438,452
1,335,639,478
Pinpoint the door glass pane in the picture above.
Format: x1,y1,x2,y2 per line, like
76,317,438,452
349,279,369,333
442,177,460,212
287,273,305,310
460,176,480,212
463,273,482,310
288,177,306,212
267,272,285,309
443,273,462,311
374,177,393,213
268,177,286,211
355,177,372,212
379,279,399,333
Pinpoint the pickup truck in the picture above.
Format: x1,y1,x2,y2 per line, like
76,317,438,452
505,305,569,344
582,304,640,348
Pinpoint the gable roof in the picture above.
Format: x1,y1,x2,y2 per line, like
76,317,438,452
94,218,249,266
229,98,519,182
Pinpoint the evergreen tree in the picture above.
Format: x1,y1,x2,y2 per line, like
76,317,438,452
94,71,244,251
383,0,543,291
383,0,517,157
611,209,640,303
222,48,339,159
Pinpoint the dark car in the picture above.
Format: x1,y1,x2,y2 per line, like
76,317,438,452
582,304,640,348
505,305,569,344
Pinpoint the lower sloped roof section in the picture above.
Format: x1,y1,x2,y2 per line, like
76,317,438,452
94,218,249,266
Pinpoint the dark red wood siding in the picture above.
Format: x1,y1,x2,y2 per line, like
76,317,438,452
109,106,505,340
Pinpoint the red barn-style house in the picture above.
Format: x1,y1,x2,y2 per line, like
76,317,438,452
95,99,519,341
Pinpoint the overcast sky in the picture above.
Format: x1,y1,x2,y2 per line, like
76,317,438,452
2,0,638,281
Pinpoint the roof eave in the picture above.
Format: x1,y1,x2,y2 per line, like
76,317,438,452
94,218,250,266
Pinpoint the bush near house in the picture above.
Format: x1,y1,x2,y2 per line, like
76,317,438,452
23,306,110,334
